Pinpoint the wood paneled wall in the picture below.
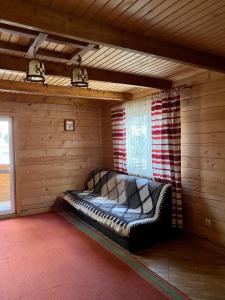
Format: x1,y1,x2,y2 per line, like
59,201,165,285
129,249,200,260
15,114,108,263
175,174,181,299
101,103,114,170
0,95,103,215
102,71,225,248
177,71,225,248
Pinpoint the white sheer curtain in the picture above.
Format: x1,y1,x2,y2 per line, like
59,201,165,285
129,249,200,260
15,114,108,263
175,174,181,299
124,99,152,177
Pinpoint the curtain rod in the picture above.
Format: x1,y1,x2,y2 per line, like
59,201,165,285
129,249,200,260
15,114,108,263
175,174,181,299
147,84,192,97
121,84,192,104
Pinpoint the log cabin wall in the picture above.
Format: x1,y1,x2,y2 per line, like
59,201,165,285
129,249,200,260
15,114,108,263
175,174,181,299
101,103,114,170
0,95,103,215
101,71,225,248
178,71,225,248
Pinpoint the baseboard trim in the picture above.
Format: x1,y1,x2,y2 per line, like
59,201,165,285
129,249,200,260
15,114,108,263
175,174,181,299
0,213,18,220
20,207,53,216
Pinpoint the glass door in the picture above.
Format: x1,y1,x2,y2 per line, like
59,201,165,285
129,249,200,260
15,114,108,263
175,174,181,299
0,117,15,215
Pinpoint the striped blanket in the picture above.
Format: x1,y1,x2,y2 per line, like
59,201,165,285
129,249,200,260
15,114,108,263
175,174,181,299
63,170,171,237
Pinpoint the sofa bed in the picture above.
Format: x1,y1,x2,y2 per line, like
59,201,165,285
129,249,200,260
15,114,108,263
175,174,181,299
61,169,172,252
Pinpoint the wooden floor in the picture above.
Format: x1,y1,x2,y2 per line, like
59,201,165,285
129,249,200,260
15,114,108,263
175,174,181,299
135,236,225,300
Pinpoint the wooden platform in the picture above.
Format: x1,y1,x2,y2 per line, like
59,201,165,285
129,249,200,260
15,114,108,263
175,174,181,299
135,235,225,300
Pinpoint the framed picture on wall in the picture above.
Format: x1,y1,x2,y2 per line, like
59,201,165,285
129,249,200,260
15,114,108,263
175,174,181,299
64,119,75,131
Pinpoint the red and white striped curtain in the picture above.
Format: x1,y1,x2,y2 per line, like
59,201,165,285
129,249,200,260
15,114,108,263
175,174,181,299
151,91,183,228
111,105,127,173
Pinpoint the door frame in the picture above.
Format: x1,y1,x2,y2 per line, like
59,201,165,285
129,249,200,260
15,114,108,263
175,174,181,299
0,116,15,216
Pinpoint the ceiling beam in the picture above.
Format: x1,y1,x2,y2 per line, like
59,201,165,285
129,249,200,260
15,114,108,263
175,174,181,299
0,53,172,89
0,40,71,61
27,32,48,57
0,22,99,50
0,79,129,101
67,44,97,65
0,0,225,73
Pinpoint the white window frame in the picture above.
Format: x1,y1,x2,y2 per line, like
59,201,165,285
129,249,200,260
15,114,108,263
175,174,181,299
0,117,15,215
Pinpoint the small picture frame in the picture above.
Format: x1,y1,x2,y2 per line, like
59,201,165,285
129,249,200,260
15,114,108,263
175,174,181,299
64,119,75,131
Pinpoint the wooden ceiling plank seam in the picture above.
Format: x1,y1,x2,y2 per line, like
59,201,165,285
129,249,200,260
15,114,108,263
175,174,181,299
81,45,105,62
46,76,62,86
58,77,70,86
102,58,157,74
108,63,179,76
121,0,171,31
88,0,113,20
91,49,127,67
84,0,110,19
140,0,184,35
154,0,222,35
164,2,225,41
124,66,186,78
9,33,18,44
166,5,225,41
81,0,100,18
95,52,142,71
103,54,165,72
88,49,133,69
112,58,178,74
7,72,16,81
82,46,110,64
46,35,87,49
49,78,59,85
146,64,199,76
2,72,10,80
73,0,97,17
113,0,165,28
125,65,193,78
204,33,225,50
83,47,118,66
102,0,137,24
93,51,140,69
141,0,194,33
177,18,225,46
53,44,66,52
93,0,124,19
145,0,203,33
117,0,166,29
149,0,209,34
106,0,142,25
188,19,225,43
14,73,24,81
112,0,153,27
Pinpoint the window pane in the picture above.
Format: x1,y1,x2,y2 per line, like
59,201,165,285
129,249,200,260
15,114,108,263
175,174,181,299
125,100,152,177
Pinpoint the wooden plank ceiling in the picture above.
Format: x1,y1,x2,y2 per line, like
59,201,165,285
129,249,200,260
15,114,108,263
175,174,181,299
27,0,225,58
1,0,225,92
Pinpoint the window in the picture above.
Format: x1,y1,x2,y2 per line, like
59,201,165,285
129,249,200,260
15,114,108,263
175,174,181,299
125,99,152,177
